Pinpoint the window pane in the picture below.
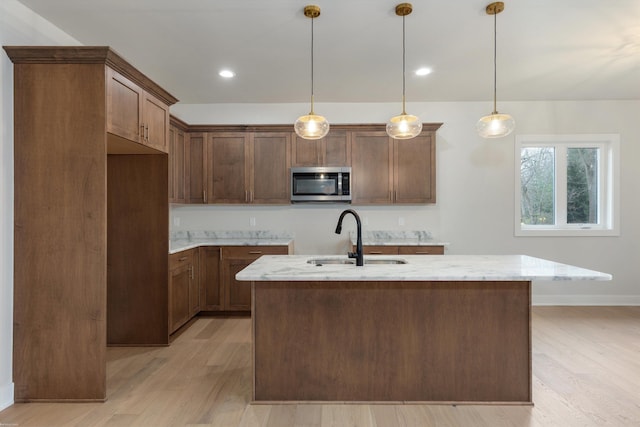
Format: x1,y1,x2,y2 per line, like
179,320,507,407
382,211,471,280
520,147,555,225
567,148,599,224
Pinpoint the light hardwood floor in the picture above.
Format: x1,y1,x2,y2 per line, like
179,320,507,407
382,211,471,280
1,306,639,426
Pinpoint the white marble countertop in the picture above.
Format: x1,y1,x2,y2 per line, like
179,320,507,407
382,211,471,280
235,254,612,282
169,230,293,254
350,230,448,246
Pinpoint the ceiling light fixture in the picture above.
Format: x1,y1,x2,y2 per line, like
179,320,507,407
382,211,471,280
415,67,432,76
387,3,422,140
294,5,329,140
477,2,515,138
219,70,235,78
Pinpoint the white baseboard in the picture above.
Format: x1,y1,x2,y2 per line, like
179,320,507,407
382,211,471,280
532,294,640,306
0,381,14,412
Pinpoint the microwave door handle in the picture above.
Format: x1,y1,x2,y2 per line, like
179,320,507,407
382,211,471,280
337,172,342,195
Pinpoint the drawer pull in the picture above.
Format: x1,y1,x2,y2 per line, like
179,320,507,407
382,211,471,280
249,251,263,255
178,256,188,261
369,251,382,254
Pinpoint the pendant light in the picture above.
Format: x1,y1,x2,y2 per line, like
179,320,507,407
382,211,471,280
477,2,515,138
387,3,422,140
294,5,330,140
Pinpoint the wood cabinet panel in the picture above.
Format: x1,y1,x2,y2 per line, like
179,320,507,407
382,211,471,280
106,68,169,153
251,132,291,204
143,91,169,152
107,68,142,142
351,132,393,204
292,130,350,167
187,132,205,203
199,247,222,311
398,245,444,255
394,134,435,203
169,263,191,334
220,246,290,312
205,132,249,203
169,124,186,203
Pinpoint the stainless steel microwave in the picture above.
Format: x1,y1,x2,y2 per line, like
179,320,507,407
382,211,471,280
290,167,351,203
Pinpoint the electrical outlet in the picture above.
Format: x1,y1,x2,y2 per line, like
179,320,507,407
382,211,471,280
398,217,405,226
173,217,181,227
363,217,369,226
250,217,256,227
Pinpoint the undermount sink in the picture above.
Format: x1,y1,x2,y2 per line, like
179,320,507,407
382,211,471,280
307,258,407,266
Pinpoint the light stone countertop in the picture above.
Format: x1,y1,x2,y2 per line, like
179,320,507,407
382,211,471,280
350,230,449,246
169,230,294,254
235,254,612,282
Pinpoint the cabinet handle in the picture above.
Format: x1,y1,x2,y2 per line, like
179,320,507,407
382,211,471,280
249,251,262,255
140,124,145,138
178,256,188,261
369,251,382,254
203,190,207,203
414,251,431,254
145,125,149,141
190,265,194,280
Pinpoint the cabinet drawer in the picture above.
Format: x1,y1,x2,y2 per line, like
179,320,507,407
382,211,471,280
169,249,196,269
222,245,289,259
361,245,399,255
398,246,444,255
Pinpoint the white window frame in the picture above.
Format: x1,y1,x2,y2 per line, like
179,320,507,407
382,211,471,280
515,134,620,237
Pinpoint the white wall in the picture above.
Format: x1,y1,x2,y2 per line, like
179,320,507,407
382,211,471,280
0,0,80,411
171,99,640,306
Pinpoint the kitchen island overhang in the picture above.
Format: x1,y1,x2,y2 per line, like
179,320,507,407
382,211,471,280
237,255,611,404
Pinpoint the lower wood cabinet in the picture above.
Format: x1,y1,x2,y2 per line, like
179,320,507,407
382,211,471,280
171,245,292,325
221,246,290,311
360,245,445,255
169,248,198,334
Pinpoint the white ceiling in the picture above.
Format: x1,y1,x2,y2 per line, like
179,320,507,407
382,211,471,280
15,0,640,105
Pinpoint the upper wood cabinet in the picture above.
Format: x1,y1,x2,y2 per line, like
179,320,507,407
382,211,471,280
292,130,350,167
186,132,206,204
202,130,291,204
169,119,187,203
251,132,291,204
351,125,440,204
107,68,170,153
351,131,394,204
204,131,250,203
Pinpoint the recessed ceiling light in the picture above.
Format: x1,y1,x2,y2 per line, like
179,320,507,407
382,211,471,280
415,67,432,76
219,70,235,78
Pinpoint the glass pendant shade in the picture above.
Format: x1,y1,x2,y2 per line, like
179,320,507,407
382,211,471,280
387,113,422,139
387,3,421,140
296,5,329,140
476,112,515,138
478,2,515,139
294,113,330,140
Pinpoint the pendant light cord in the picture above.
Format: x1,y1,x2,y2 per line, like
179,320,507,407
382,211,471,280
401,13,407,115
492,10,498,115
309,15,315,115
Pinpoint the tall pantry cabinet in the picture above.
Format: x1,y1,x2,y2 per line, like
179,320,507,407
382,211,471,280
4,46,178,402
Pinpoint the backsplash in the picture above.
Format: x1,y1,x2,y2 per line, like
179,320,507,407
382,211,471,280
170,230,294,241
350,230,434,241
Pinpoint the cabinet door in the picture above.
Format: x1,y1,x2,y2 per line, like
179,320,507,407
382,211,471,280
398,246,444,255
251,132,291,204
224,258,253,311
169,263,191,334
324,130,350,166
199,247,222,311
106,68,142,142
351,131,393,204
221,246,290,312
189,251,200,317
205,132,249,203
292,136,322,167
292,130,350,167
169,125,186,203
394,134,435,203
143,91,169,153
186,132,205,204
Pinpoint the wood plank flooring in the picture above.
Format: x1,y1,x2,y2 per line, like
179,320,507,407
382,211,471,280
1,306,639,426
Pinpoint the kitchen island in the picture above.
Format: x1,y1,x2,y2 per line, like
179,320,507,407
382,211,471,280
236,254,611,404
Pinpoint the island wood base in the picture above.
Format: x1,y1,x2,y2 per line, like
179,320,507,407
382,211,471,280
252,280,531,404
